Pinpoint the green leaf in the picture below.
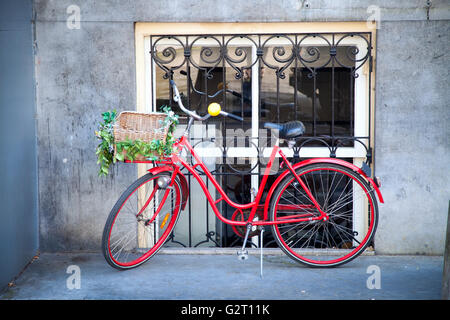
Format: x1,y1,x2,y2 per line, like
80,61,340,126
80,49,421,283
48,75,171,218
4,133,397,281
115,152,125,162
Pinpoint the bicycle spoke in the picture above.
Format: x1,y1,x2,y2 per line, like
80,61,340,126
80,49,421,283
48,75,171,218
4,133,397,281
103,174,181,269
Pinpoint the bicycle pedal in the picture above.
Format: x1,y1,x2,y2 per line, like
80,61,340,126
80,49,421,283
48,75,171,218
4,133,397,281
237,250,248,261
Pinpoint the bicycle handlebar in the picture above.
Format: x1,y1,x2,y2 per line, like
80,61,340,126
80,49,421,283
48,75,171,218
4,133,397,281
220,111,244,122
169,80,243,122
170,80,208,121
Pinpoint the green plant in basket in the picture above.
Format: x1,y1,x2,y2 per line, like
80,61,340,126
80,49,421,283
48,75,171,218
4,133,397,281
95,106,179,176
95,110,117,176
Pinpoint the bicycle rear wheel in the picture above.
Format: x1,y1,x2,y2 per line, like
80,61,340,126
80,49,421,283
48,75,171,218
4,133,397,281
270,163,378,267
102,172,182,270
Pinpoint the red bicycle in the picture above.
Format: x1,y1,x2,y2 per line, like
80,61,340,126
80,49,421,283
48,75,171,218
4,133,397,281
102,80,384,270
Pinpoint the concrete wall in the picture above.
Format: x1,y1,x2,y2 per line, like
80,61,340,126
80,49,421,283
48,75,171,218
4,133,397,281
33,0,450,254
374,19,450,254
34,12,137,251
0,0,39,288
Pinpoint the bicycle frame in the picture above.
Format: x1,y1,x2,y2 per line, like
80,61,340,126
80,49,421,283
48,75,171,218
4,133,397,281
104,76,384,269
141,134,330,228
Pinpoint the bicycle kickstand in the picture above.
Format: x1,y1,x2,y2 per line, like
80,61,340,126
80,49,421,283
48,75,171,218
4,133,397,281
237,224,252,260
260,226,264,279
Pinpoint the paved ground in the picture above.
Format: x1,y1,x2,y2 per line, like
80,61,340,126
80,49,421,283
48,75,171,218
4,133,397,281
0,251,444,300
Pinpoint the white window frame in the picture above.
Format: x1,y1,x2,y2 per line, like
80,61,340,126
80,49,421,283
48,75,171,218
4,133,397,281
135,22,376,248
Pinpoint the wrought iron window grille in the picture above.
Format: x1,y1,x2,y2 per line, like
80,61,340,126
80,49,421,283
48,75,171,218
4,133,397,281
148,32,373,248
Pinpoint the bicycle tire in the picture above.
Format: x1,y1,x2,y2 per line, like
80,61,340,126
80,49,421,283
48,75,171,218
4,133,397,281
102,172,182,270
269,163,379,267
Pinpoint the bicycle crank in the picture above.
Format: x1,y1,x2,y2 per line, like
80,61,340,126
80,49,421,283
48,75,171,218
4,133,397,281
236,224,252,261
231,209,262,238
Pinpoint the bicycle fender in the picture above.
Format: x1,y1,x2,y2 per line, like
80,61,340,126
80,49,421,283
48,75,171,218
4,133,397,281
147,165,189,210
299,158,383,203
263,158,384,219
147,165,174,176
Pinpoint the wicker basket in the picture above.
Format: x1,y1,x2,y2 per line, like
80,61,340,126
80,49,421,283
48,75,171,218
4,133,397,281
113,111,169,161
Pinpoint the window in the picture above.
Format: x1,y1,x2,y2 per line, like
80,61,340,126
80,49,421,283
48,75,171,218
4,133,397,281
135,23,375,248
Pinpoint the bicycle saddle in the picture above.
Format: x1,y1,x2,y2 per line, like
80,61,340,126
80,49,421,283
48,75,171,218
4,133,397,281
264,121,305,140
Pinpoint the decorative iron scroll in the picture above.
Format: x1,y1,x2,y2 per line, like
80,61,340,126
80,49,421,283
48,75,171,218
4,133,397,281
151,33,371,80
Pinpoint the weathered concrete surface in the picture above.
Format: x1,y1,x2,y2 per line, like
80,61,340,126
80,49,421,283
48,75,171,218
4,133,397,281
33,0,450,254
0,252,443,300
374,20,450,254
35,20,137,251
33,0,450,22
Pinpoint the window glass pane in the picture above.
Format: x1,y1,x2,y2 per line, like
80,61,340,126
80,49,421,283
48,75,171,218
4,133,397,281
154,44,253,132
152,38,257,247
259,45,356,146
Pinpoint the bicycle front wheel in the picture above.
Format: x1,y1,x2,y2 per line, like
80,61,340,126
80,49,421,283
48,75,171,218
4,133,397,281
102,172,182,270
270,163,378,267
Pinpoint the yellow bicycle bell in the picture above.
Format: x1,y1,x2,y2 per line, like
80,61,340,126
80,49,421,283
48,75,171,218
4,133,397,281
208,102,221,117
